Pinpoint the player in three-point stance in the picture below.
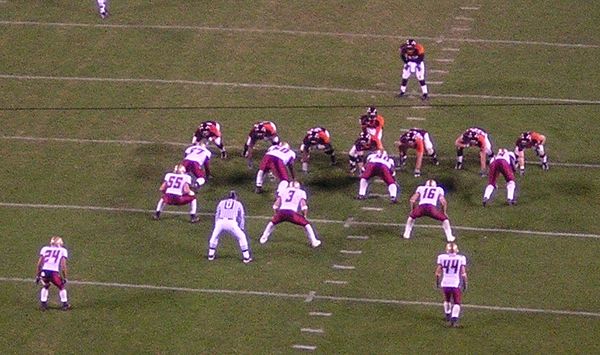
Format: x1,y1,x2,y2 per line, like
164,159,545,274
259,181,322,248
483,148,518,206
435,242,468,327
455,127,493,176
402,179,456,242
300,127,337,173
36,236,71,311
182,142,212,189
153,164,199,223
207,191,252,264
243,121,280,168
514,131,549,175
395,128,440,177
192,120,228,159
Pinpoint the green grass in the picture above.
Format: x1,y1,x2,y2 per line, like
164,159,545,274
1,1,600,353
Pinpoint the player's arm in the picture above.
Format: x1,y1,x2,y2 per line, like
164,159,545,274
460,265,468,291
159,181,167,193
183,182,193,196
288,160,296,180
455,135,468,148
409,192,419,211
238,204,246,231
272,196,282,211
60,256,68,281
399,46,409,64
35,255,44,281
435,264,442,288
439,195,448,215
414,138,425,170
300,198,308,217
204,159,211,178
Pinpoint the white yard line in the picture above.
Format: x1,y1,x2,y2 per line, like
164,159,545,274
323,280,348,285
406,116,427,121
309,312,332,317
340,250,363,255
1,277,598,318
2,74,600,104
1,202,599,239
305,291,316,303
332,264,356,270
300,328,325,334
292,345,317,351
361,207,383,211
346,236,369,240
1,20,597,48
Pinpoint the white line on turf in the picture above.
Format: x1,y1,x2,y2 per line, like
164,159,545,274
455,16,474,21
2,277,598,318
406,116,427,121
434,58,455,63
451,27,471,31
346,236,369,240
323,280,348,285
1,202,599,238
428,69,448,74
361,207,383,211
340,250,362,255
1,20,596,48
292,345,317,351
309,312,332,317
332,264,355,270
2,74,600,104
442,48,460,51
301,328,324,334
460,6,480,10
305,291,316,303
427,81,444,85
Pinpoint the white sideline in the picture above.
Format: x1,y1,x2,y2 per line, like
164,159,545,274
1,202,599,239
2,135,600,169
1,20,598,48
2,277,599,318
2,74,600,104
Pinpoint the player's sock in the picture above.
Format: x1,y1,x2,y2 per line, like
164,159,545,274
256,170,264,187
442,220,454,240
97,0,107,13
40,287,49,302
419,80,428,95
507,181,516,201
207,248,216,260
305,224,318,244
155,199,165,213
359,178,368,196
260,222,275,241
451,304,461,318
483,185,494,200
400,79,408,93
59,289,68,303
241,249,251,260
190,199,197,215
403,217,414,238
388,184,397,199
301,162,308,172
444,301,452,320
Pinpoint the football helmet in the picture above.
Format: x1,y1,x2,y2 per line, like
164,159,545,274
173,164,186,174
50,236,64,247
367,106,378,117
406,39,417,46
280,142,290,150
425,179,437,187
228,190,238,200
445,242,459,254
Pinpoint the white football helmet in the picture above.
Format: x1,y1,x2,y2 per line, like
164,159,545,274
289,180,300,188
425,179,437,187
50,236,64,247
280,142,290,150
173,164,186,174
445,242,459,254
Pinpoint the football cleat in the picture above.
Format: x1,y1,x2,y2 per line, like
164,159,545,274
446,235,456,243
40,302,48,311
395,92,406,98
519,168,525,176
243,257,253,264
414,170,421,177
311,240,322,248
432,157,440,166
508,199,516,206
221,150,228,159
190,215,200,224
421,93,429,100
479,170,487,177
61,303,72,311
152,212,160,220
255,186,263,194
445,313,451,322
482,198,488,207
355,195,366,200
100,11,108,19
542,162,549,171
402,233,411,239
207,255,215,261
390,197,398,204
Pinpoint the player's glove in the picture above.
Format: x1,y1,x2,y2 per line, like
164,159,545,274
35,276,41,285
461,282,467,292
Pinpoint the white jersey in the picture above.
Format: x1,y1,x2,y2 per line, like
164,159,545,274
278,186,307,212
39,246,69,272
215,198,246,230
184,145,212,165
437,253,467,288
266,145,296,165
415,185,444,206
366,152,394,170
163,172,192,196
491,149,516,166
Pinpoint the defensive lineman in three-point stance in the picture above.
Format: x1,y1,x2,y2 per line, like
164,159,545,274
435,242,468,327
36,236,71,311
207,191,252,264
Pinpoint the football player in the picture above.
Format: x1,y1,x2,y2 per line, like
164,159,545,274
396,39,429,100
435,242,468,327
300,126,337,172
402,179,455,242
395,128,440,177
242,121,280,168
181,142,212,188
361,106,385,147
483,148,518,206
514,131,548,174
348,132,378,174
153,164,199,223
36,236,71,311
259,181,322,248
96,0,108,19
207,191,252,264
455,127,493,176
255,142,296,194
192,120,227,159
356,150,398,203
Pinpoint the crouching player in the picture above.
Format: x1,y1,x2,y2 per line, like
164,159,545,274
36,236,71,311
356,150,398,203
483,148,518,206
153,164,199,223
300,126,336,172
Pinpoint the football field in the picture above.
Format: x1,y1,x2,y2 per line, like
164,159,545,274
1,1,600,353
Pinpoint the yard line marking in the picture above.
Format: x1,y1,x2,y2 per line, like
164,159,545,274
460,6,481,10
347,235,369,240
455,16,475,21
434,58,455,63
442,48,460,51
361,207,383,211
332,264,355,270
410,105,432,109
323,280,348,285
451,27,471,31
340,250,363,255
1,202,600,238
343,217,354,228
429,69,448,74
427,81,444,85
300,328,324,334
406,116,427,121
292,345,317,351
309,312,332,317
2,75,600,104
0,135,186,147
2,277,599,318
1,20,596,48
305,291,316,303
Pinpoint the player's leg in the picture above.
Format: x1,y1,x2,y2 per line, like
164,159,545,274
188,196,199,223
234,227,252,263
388,183,398,203
207,222,223,260
506,180,516,205
479,150,488,176
154,197,166,220
450,289,463,327
300,144,310,172
454,139,465,169
52,272,70,310
358,178,369,199
424,133,439,165
403,216,416,239
443,289,453,321
483,183,495,206
416,62,428,99
536,144,549,170
324,144,337,165
441,219,455,242
397,64,412,97
260,216,281,244
40,277,50,310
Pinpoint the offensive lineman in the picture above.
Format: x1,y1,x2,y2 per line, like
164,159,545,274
243,121,280,168
395,128,440,177
514,131,549,174
36,236,71,311
192,120,227,159
455,127,494,176
300,127,337,172
207,191,252,264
